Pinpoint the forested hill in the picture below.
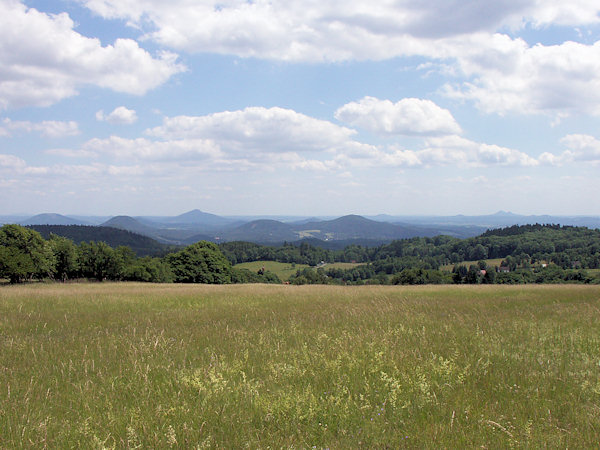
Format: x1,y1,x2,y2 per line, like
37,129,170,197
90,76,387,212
369,224,600,267
3,223,600,285
28,225,170,256
222,224,600,270
480,223,572,237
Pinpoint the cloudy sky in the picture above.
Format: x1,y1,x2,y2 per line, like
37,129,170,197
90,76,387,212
1,0,600,216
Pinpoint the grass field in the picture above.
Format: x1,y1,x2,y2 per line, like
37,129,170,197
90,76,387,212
440,258,505,271
234,260,309,281
1,283,600,447
234,261,363,281
323,262,364,270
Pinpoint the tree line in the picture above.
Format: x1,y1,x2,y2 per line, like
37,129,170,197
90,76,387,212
222,224,600,285
0,224,279,284
221,225,600,271
3,223,600,285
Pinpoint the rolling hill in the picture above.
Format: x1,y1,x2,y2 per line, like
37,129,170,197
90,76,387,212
27,225,170,256
20,213,89,226
101,216,157,235
100,215,218,245
295,215,420,240
217,214,474,244
220,219,298,243
162,209,236,227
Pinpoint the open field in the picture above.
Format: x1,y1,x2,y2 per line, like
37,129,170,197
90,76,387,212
1,283,600,447
235,261,365,281
323,262,364,270
440,258,505,271
234,260,309,281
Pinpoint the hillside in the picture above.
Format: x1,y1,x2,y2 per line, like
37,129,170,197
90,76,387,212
101,216,158,235
295,215,426,240
21,213,88,226
28,225,170,256
221,219,298,243
100,214,223,244
217,214,487,244
162,209,236,227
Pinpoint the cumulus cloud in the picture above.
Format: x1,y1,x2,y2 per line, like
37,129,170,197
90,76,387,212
335,97,461,136
0,153,26,168
41,105,542,173
75,1,600,60
0,118,79,137
96,106,138,125
0,0,185,109
341,135,539,169
67,1,600,120
148,107,357,153
560,134,600,160
539,134,600,165
83,136,222,161
45,148,99,158
442,35,600,117
421,135,539,167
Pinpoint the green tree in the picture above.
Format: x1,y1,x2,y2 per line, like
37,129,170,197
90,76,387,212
78,241,123,281
168,241,232,284
48,234,79,281
0,246,36,284
0,224,55,283
124,257,174,283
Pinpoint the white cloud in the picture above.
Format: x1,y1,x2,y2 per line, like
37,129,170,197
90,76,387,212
83,136,222,161
0,153,26,169
560,134,600,159
67,1,600,120
422,135,539,167
346,135,538,169
45,148,98,158
0,0,185,109
44,106,542,173
96,106,138,125
540,134,600,165
329,135,538,170
0,118,80,137
442,35,600,117
75,1,600,61
148,107,356,153
335,97,461,136
525,1,600,27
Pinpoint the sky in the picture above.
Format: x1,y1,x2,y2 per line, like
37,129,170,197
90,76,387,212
1,0,600,217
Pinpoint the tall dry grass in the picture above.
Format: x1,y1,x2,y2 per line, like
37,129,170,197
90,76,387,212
1,283,599,447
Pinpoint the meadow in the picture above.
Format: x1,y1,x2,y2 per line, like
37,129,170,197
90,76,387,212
440,258,505,271
1,283,599,447
234,261,362,281
234,261,309,281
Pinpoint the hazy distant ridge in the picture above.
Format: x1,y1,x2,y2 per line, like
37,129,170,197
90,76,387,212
11,209,600,246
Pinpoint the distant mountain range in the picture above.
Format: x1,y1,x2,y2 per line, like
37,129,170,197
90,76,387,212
20,213,90,226
375,211,600,229
2,209,599,247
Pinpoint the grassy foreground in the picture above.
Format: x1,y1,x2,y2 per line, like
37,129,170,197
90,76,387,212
1,284,599,448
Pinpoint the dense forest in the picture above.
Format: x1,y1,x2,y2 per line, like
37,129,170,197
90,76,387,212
1,223,599,285
0,225,279,285
221,224,600,285
28,225,171,256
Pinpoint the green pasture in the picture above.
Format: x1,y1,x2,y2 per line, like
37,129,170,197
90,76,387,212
440,258,505,271
322,262,364,270
234,260,363,281
234,260,309,281
1,283,600,447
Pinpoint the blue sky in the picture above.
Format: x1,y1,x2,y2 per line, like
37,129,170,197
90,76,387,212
1,0,600,216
